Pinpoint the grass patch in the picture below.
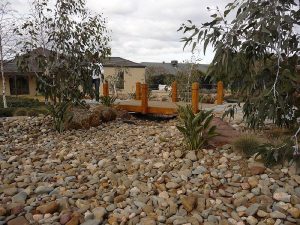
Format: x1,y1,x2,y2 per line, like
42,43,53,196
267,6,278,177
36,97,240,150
233,135,261,157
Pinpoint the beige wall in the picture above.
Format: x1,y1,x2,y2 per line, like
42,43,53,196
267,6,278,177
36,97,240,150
102,66,146,93
0,74,37,97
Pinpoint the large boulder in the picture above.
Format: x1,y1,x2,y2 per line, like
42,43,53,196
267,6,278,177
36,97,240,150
92,106,117,122
65,106,117,130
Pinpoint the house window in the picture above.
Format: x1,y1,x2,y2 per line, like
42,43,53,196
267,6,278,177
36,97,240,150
116,71,124,89
9,76,30,95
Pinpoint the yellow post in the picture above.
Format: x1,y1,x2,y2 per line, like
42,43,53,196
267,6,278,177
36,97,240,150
217,81,224,105
172,81,177,102
136,82,141,100
103,81,109,97
192,82,199,114
141,84,148,114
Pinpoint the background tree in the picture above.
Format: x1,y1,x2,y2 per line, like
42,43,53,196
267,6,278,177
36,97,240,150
0,0,19,108
17,0,111,131
180,0,300,128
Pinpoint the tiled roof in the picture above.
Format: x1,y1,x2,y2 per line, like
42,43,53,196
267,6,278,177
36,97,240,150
103,57,145,68
3,55,145,74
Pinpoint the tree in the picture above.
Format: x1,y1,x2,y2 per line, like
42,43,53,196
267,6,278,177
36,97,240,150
179,0,300,128
17,0,111,131
0,0,18,108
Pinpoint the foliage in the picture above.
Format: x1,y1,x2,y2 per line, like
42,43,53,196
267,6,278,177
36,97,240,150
128,92,136,99
145,65,175,90
0,96,43,108
48,101,73,133
13,108,27,116
0,1,20,108
16,0,111,131
200,94,215,104
179,0,300,129
233,135,261,157
175,66,207,102
0,107,13,117
177,105,218,150
99,96,117,107
255,139,299,167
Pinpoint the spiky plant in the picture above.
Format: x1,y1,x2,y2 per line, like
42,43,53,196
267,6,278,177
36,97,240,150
99,96,117,107
177,105,218,150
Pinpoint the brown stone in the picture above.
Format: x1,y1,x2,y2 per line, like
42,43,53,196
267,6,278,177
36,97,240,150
0,206,7,216
7,216,30,225
36,201,59,214
248,162,266,175
181,195,197,212
65,216,79,225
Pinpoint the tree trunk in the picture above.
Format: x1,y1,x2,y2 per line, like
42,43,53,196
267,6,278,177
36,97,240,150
0,34,7,108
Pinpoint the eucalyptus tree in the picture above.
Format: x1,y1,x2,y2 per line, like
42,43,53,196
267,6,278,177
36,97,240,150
17,0,111,104
179,0,300,128
0,0,18,108
17,0,111,131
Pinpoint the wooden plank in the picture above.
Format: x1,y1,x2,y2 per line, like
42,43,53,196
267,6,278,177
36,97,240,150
217,81,224,105
147,107,177,115
192,82,199,113
116,104,142,112
136,82,141,100
141,84,148,114
103,81,109,97
172,81,177,102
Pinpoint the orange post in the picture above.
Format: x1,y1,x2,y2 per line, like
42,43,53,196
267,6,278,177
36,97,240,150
171,81,177,102
141,84,148,114
103,81,109,97
192,82,199,114
136,82,141,100
217,81,224,105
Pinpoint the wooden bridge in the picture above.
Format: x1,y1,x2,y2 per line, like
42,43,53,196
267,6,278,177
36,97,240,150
103,81,224,115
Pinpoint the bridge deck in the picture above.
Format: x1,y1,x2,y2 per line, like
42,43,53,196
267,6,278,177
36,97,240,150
116,100,216,115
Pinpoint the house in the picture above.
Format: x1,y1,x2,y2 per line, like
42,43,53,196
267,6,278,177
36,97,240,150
0,55,146,97
101,57,146,93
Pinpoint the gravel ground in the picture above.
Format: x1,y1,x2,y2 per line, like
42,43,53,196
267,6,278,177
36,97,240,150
0,116,300,225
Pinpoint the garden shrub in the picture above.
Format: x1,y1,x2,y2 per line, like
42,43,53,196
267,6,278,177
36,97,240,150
255,139,299,168
0,108,14,117
233,135,261,157
0,97,43,108
177,105,218,150
100,96,117,107
13,108,29,116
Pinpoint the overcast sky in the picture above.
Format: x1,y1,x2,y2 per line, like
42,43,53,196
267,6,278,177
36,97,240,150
12,0,231,64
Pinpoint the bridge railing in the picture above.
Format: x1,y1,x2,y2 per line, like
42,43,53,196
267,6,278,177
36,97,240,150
103,81,224,114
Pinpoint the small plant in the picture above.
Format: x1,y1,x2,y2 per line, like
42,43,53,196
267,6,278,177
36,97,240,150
99,96,117,107
48,101,74,133
176,105,218,150
128,92,136,99
233,135,261,157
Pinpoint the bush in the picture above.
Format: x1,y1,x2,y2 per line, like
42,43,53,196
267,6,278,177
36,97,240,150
177,105,218,150
0,108,14,117
13,108,28,116
233,135,261,157
100,96,117,107
255,139,299,168
0,97,43,108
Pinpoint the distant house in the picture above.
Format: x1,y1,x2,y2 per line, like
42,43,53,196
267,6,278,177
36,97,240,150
0,55,146,97
102,57,146,93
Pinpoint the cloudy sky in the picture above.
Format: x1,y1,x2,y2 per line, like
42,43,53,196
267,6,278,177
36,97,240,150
12,0,231,64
